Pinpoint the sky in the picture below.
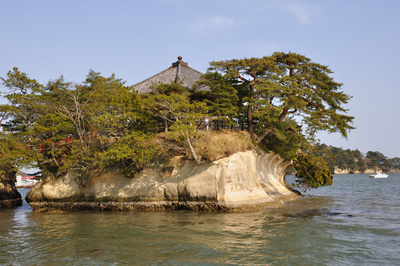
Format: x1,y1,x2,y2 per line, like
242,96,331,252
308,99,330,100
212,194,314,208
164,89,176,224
1,0,399,158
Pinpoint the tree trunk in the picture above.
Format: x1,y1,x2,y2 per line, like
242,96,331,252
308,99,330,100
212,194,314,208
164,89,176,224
164,119,168,132
248,84,254,138
186,136,201,164
279,107,289,122
247,105,253,136
256,128,274,144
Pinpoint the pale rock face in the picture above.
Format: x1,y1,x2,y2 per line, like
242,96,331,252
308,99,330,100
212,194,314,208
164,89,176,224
41,173,82,199
27,151,299,211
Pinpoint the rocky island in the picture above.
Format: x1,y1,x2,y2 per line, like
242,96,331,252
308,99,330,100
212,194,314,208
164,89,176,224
1,53,355,211
26,151,299,212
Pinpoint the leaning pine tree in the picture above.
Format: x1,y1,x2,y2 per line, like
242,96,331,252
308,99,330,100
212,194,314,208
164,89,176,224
207,52,355,190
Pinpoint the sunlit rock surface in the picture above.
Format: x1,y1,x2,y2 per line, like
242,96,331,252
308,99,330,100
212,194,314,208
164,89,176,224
26,151,299,212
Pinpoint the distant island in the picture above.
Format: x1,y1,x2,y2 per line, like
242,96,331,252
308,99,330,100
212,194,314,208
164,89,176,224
1,53,357,210
315,144,400,174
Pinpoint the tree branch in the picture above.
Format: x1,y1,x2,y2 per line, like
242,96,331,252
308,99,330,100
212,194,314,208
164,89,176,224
278,107,289,122
300,97,323,111
257,128,275,144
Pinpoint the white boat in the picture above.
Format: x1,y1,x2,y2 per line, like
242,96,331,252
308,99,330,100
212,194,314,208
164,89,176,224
369,171,389,178
16,173,39,188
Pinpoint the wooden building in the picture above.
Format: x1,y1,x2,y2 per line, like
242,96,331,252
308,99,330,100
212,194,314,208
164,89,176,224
133,56,204,94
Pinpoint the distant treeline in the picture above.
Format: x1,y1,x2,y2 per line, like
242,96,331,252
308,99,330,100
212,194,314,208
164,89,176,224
316,144,400,173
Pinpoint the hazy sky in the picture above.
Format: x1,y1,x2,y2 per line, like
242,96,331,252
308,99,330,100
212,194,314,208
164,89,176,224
1,0,399,158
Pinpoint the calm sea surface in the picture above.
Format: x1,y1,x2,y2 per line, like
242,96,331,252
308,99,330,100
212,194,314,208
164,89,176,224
1,174,399,266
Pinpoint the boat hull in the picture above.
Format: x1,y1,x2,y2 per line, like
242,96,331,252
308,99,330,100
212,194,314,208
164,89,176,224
369,174,389,178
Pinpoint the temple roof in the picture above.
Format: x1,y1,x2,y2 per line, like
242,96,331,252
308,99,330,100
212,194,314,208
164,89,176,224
133,56,204,94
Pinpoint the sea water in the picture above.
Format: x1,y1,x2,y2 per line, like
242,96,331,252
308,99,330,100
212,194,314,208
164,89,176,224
1,174,399,266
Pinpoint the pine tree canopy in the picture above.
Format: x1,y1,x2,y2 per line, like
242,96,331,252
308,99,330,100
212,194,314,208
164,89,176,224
0,52,356,189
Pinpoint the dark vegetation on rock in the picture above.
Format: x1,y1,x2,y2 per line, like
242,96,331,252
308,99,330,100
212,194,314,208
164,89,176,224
0,134,23,208
0,173,22,208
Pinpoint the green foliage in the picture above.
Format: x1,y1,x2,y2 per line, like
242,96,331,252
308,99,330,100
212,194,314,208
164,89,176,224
366,151,387,170
0,68,44,170
53,71,157,178
143,83,191,132
314,145,400,173
271,52,355,138
208,52,354,188
315,145,365,173
150,81,189,96
192,72,239,129
0,52,358,190
144,82,209,163
294,152,333,190
167,99,208,138
0,133,32,175
94,132,156,177
1,69,158,181
257,119,304,161
0,68,43,139
209,56,278,136
387,157,400,170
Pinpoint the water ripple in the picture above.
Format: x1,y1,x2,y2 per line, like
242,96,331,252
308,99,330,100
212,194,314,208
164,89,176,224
1,174,400,265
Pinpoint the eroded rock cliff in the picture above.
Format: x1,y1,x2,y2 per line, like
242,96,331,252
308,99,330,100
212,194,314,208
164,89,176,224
0,173,22,208
26,151,299,212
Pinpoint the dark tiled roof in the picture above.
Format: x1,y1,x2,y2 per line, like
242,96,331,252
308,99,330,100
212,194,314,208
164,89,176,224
133,56,204,94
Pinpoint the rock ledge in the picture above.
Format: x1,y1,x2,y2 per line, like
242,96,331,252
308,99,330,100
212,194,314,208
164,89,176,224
27,151,299,212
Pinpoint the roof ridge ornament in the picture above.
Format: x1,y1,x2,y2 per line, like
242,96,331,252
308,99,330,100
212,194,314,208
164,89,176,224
172,56,188,67
173,56,188,83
